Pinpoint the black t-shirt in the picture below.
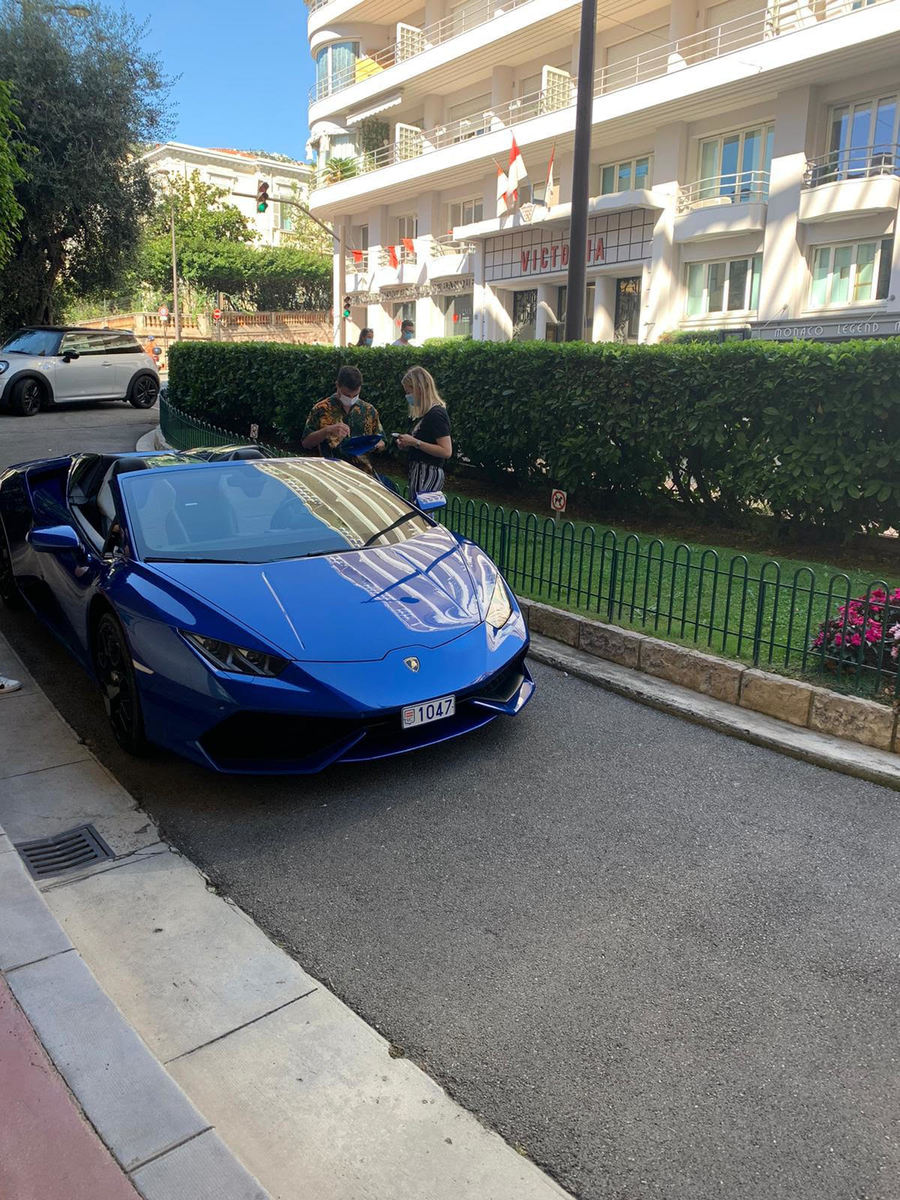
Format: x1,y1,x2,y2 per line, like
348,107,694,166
408,405,451,467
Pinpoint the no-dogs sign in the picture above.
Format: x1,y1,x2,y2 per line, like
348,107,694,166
550,489,567,513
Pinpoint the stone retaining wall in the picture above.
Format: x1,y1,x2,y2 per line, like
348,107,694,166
519,599,900,755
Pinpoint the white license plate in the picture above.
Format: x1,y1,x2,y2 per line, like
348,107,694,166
401,694,456,730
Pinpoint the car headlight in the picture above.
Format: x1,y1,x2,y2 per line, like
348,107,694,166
183,632,287,677
485,576,513,629
0,361,9,375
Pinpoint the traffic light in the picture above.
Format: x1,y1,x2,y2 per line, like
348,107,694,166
342,296,351,319
255,180,269,213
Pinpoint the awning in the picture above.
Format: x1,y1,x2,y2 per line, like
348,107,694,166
346,95,403,126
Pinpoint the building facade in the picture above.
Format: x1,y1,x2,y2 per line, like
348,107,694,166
141,143,314,247
305,0,900,345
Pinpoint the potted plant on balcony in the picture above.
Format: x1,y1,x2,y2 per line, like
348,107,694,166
358,117,389,173
323,156,359,184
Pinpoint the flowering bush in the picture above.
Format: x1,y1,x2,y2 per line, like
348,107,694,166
812,587,900,672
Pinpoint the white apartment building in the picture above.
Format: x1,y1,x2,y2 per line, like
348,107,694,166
141,142,313,247
305,0,900,345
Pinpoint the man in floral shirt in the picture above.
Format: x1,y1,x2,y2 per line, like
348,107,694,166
301,365,385,462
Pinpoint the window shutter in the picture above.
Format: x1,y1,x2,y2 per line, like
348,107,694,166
396,22,426,61
540,66,572,114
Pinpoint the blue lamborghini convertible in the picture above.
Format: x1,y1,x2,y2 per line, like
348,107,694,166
0,452,533,773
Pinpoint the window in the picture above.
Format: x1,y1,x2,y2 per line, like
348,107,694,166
447,92,492,140
553,283,595,341
393,300,415,329
808,239,892,307
449,197,483,230
207,172,234,192
600,156,651,194
442,293,473,336
329,134,357,159
512,289,537,340
824,96,899,182
685,254,762,316
276,197,294,232
315,41,359,99
697,126,773,202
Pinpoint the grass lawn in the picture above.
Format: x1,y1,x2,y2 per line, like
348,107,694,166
429,483,900,700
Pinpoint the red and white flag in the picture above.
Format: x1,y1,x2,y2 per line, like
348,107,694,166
508,137,528,202
401,237,415,256
545,145,556,204
351,249,364,265
496,165,509,218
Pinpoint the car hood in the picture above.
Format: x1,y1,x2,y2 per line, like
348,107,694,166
147,526,487,662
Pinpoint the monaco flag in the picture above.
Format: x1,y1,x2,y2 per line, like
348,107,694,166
496,166,509,218
508,137,528,201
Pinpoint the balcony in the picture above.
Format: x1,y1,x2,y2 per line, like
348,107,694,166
674,172,769,241
346,236,475,289
309,0,534,104
311,0,892,192
799,146,900,222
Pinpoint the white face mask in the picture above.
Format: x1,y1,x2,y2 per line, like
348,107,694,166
338,391,359,411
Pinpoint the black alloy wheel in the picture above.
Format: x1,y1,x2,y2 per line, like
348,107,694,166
0,520,24,609
94,612,150,755
12,378,43,416
128,373,159,409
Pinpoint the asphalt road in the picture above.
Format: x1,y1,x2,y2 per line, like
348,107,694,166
2,406,899,1200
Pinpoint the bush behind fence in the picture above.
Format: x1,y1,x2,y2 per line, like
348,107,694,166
160,395,900,701
167,337,900,536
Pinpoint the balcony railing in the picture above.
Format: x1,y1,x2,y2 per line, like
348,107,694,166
677,171,770,212
312,0,890,189
311,0,534,102
803,145,900,187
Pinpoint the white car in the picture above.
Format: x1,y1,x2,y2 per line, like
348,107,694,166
0,326,160,417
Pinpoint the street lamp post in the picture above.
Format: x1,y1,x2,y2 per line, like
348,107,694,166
564,0,598,342
153,171,181,342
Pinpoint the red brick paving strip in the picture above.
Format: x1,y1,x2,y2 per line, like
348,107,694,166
0,976,140,1200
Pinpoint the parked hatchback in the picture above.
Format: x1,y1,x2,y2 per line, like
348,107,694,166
0,327,160,417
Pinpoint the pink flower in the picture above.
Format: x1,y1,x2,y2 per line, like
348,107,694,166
865,624,882,643
834,633,843,647
850,633,862,647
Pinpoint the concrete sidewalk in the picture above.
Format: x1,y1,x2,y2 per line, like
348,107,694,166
0,628,570,1200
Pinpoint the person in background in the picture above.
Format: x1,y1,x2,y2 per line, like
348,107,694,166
392,319,416,347
301,364,384,462
395,365,452,500
356,327,374,346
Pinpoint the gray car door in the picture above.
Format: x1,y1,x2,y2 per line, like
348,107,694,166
55,331,120,401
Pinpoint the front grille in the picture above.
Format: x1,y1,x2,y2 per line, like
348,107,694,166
199,651,528,770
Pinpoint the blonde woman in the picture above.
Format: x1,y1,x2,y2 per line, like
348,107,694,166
395,366,452,500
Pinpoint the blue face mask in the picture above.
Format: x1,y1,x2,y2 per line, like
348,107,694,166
363,336,373,345
405,393,416,408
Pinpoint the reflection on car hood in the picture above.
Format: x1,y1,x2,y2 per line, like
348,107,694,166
148,526,484,662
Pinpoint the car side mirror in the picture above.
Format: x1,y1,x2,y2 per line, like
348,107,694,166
28,524,83,553
61,351,79,362
415,491,446,512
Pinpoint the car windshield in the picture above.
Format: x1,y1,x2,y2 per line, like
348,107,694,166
2,329,62,356
119,459,432,564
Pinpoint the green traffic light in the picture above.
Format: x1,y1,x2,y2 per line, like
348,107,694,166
257,202,267,213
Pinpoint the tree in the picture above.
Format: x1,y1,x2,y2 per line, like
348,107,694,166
0,1,170,330
146,171,254,245
0,81,30,269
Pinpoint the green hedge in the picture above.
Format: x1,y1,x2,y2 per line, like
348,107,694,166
167,338,900,534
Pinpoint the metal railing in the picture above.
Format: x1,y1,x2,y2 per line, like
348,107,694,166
309,0,534,95
677,171,771,212
312,0,889,188
803,144,900,187
159,395,900,701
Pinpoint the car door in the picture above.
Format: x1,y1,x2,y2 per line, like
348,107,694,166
55,331,120,402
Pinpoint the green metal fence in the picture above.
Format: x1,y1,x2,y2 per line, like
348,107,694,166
160,394,900,701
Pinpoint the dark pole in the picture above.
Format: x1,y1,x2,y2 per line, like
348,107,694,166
564,0,597,341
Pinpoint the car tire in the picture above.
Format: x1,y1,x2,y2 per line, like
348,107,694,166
93,612,151,756
10,377,45,417
0,519,24,609
127,372,159,409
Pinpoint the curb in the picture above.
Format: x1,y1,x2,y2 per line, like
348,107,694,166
135,426,172,453
528,633,900,791
520,599,899,761
0,826,270,1200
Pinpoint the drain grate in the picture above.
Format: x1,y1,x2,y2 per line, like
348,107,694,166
15,824,115,880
